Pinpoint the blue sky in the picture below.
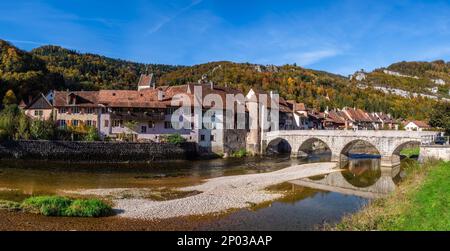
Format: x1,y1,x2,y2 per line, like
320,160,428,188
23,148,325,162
1,0,450,75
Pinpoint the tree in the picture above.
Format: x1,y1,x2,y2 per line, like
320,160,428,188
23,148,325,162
30,120,55,140
17,112,30,140
84,126,100,141
2,89,17,106
429,102,450,135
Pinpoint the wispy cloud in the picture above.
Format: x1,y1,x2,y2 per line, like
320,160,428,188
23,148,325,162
283,49,341,66
147,0,203,35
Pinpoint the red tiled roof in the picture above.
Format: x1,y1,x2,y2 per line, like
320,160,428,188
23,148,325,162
410,120,431,128
138,74,153,87
53,91,99,107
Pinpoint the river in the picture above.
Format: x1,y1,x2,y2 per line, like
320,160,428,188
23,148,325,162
0,154,409,230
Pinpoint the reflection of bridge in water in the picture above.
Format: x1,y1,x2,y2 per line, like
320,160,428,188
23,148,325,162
289,159,399,199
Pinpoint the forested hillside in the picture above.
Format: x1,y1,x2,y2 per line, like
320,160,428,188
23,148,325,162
158,61,438,120
32,45,182,90
0,39,181,101
0,39,445,120
352,60,450,99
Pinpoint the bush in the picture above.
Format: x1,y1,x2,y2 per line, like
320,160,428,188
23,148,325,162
164,134,186,144
231,148,248,158
30,120,55,140
65,199,113,217
84,126,100,141
21,196,112,217
22,196,72,216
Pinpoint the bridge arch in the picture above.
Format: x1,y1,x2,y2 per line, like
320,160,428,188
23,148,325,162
265,137,292,155
390,140,421,165
339,139,381,161
297,137,332,160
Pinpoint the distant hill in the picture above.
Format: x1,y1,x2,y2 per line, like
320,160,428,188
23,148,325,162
0,40,64,101
31,45,183,90
351,60,450,100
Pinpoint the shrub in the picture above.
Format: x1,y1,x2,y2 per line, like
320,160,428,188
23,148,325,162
30,120,55,140
165,134,186,144
231,148,248,158
84,126,100,141
65,199,113,217
21,195,112,217
22,196,72,216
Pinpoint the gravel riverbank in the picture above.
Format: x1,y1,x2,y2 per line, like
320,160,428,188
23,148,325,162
71,162,339,220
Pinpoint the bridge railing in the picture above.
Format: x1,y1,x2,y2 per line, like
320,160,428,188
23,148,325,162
421,135,450,146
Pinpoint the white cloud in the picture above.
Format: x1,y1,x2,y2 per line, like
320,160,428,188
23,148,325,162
283,49,341,66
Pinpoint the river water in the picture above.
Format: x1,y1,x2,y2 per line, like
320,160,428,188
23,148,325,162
0,154,409,230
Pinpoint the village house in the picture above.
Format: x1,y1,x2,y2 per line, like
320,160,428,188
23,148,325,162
404,120,431,131
19,93,53,121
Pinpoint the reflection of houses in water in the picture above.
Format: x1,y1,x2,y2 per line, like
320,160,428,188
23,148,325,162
289,161,398,199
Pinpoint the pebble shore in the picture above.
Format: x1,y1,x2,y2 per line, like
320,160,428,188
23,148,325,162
109,162,339,220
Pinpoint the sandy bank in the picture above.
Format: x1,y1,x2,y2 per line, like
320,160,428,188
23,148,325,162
108,162,337,220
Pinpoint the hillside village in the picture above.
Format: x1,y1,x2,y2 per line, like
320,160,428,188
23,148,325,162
14,72,434,156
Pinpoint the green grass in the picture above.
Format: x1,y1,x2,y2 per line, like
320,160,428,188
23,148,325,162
400,147,420,158
333,161,450,231
230,148,248,158
9,195,114,217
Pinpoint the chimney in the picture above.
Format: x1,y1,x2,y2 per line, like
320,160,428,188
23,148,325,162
210,81,214,90
157,90,165,101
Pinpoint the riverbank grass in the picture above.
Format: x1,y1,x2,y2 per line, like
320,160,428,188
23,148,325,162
334,160,450,230
400,147,420,158
0,196,113,217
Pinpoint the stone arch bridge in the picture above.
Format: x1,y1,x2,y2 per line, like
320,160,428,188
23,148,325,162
263,130,437,167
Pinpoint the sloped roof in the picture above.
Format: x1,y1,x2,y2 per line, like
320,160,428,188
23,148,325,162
409,120,431,128
53,91,99,107
138,73,154,88
25,93,53,109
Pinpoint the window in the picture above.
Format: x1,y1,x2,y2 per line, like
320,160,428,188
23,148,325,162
148,121,155,128
165,107,176,115
104,120,109,128
86,108,95,114
59,120,66,128
200,135,205,141
141,126,147,133
164,121,173,129
112,120,123,127
86,120,92,126
72,107,80,114
72,120,79,126
59,108,66,114
211,135,215,142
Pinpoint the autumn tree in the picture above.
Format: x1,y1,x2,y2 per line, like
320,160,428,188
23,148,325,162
2,89,17,106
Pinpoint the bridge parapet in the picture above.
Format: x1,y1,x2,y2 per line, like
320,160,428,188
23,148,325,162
262,130,439,167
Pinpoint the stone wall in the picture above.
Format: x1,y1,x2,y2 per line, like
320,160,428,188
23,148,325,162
419,145,450,162
0,140,198,162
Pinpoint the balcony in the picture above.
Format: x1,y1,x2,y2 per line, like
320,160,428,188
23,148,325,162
110,111,165,121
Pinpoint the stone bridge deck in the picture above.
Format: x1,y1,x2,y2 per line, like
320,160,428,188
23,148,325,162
263,130,437,167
